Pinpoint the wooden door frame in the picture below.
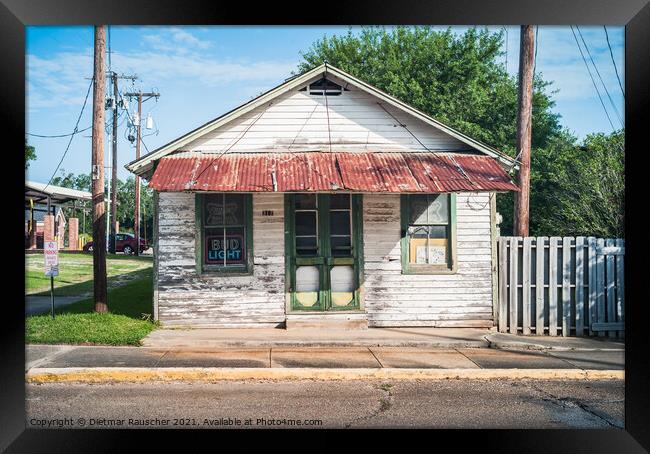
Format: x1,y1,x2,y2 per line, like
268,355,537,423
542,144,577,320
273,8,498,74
284,193,364,313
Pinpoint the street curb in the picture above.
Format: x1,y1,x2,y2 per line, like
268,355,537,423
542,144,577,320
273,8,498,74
26,367,625,383
484,336,625,352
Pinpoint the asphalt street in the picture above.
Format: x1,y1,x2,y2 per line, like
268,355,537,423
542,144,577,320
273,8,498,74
26,379,624,429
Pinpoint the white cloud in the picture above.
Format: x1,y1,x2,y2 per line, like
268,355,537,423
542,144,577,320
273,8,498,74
27,42,297,112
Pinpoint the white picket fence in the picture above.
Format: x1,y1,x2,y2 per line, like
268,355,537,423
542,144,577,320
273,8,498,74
497,237,624,337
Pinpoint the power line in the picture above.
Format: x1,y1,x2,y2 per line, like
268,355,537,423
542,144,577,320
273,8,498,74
27,125,92,138
570,26,616,132
576,26,623,127
41,79,94,192
603,25,625,98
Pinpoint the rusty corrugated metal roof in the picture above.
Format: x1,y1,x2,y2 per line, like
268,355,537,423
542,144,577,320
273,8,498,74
149,151,519,193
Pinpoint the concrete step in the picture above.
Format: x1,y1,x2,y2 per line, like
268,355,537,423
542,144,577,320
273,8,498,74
285,313,368,330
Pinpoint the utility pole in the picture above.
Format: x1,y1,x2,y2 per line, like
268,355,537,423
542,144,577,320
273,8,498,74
109,72,118,254
108,72,137,254
92,25,108,313
513,25,535,237
125,90,159,256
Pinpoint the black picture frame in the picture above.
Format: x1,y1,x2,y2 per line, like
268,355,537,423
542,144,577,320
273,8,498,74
4,0,649,450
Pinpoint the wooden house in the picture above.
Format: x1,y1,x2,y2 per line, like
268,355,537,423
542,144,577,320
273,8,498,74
126,64,519,329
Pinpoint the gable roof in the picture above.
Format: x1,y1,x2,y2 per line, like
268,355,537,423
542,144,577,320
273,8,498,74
125,63,517,177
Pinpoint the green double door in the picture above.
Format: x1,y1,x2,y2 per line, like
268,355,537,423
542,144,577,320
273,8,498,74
285,193,362,311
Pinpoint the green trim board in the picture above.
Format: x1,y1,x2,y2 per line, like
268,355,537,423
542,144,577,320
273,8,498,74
400,193,457,274
195,193,254,275
285,194,362,312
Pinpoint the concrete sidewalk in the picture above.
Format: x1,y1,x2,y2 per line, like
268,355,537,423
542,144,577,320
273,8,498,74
142,327,493,348
26,344,624,373
25,296,85,316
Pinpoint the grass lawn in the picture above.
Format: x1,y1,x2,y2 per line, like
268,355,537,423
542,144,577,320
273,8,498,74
25,252,152,296
26,255,157,346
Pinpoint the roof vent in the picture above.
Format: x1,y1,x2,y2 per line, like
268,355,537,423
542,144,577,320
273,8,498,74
308,77,343,96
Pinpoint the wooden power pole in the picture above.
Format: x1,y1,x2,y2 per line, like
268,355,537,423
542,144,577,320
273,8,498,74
125,90,159,256
91,25,108,313
513,25,536,237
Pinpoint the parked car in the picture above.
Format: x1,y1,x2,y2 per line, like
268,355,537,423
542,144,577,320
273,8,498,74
83,233,148,255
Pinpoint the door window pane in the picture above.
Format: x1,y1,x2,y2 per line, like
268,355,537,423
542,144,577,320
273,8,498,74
295,194,317,210
329,194,350,209
296,236,318,256
295,212,317,236
329,211,350,236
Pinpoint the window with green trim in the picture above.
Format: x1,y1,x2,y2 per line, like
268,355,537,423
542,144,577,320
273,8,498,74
196,193,253,273
401,193,456,274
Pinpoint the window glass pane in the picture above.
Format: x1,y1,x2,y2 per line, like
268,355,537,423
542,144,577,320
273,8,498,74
408,195,430,225
295,194,317,210
331,235,352,257
224,194,245,226
295,212,317,236
330,211,350,236
204,228,225,265
329,194,350,209
204,195,224,227
225,226,246,266
407,226,448,265
427,194,449,224
296,236,318,256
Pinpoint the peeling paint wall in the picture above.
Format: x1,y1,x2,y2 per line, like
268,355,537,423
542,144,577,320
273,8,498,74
156,192,285,327
363,192,494,328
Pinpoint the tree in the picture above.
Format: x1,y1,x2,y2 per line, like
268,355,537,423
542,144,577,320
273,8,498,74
25,140,36,169
530,130,624,237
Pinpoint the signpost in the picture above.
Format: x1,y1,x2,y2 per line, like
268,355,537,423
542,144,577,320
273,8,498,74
44,241,59,318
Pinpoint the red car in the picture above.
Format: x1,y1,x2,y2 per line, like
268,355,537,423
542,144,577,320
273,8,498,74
83,233,148,255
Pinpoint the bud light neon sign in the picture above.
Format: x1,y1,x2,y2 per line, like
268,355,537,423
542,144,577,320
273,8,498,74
205,234,245,265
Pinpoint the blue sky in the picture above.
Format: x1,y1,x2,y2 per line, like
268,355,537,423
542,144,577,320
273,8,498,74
25,25,625,183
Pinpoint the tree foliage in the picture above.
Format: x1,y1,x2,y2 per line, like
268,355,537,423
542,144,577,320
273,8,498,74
25,140,36,169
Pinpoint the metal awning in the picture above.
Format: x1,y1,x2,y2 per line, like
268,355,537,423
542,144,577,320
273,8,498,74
148,151,519,193
25,180,92,205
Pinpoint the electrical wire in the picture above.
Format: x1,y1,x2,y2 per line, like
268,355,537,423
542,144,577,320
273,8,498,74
41,79,94,193
576,26,623,127
570,26,616,132
603,25,625,98
27,126,92,138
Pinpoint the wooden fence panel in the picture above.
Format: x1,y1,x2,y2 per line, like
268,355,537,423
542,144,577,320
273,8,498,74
509,237,519,334
535,237,545,335
497,236,624,337
548,237,559,336
522,237,532,335
575,237,585,337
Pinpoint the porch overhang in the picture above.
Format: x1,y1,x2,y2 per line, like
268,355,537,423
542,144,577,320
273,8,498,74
148,151,519,193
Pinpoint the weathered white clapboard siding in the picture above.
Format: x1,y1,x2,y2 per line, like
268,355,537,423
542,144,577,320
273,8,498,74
363,192,494,328
182,76,471,153
156,192,285,327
